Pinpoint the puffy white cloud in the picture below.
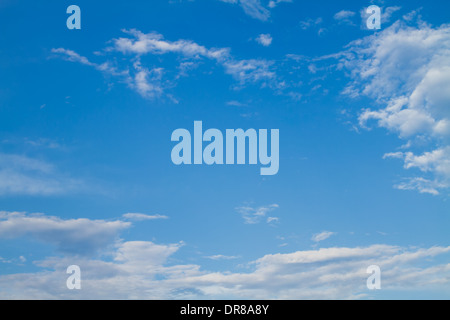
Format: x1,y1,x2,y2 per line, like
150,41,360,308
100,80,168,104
0,211,130,255
334,10,356,24
342,21,450,194
0,153,81,196
256,33,273,47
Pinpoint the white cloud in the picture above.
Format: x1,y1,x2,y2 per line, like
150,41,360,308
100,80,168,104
114,241,182,269
122,213,169,221
113,29,230,60
341,20,450,194
312,231,336,242
334,10,356,21
0,211,130,255
268,0,292,9
0,243,448,299
393,177,447,195
236,204,279,224
267,216,279,223
255,33,273,46
51,48,123,76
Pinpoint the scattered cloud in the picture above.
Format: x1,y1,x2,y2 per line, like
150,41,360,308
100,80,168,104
0,242,448,299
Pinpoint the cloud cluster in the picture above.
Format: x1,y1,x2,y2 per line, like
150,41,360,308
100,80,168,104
51,13,450,195
0,239,448,299
342,21,450,194
312,231,336,242
0,153,81,196
0,211,448,299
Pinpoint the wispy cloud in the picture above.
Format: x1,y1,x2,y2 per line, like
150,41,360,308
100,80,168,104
312,231,336,242
0,241,448,299
334,10,356,25
122,213,169,221
0,211,130,255
236,204,279,224
206,254,240,260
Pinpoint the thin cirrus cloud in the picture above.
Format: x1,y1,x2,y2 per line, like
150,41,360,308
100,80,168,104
0,153,81,196
51,13,450,195
206,254,240,260
218,0,270,21
122,213,169,221
0,211,448,299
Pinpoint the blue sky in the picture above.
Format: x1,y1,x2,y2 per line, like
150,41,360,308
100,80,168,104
0,0,449,299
